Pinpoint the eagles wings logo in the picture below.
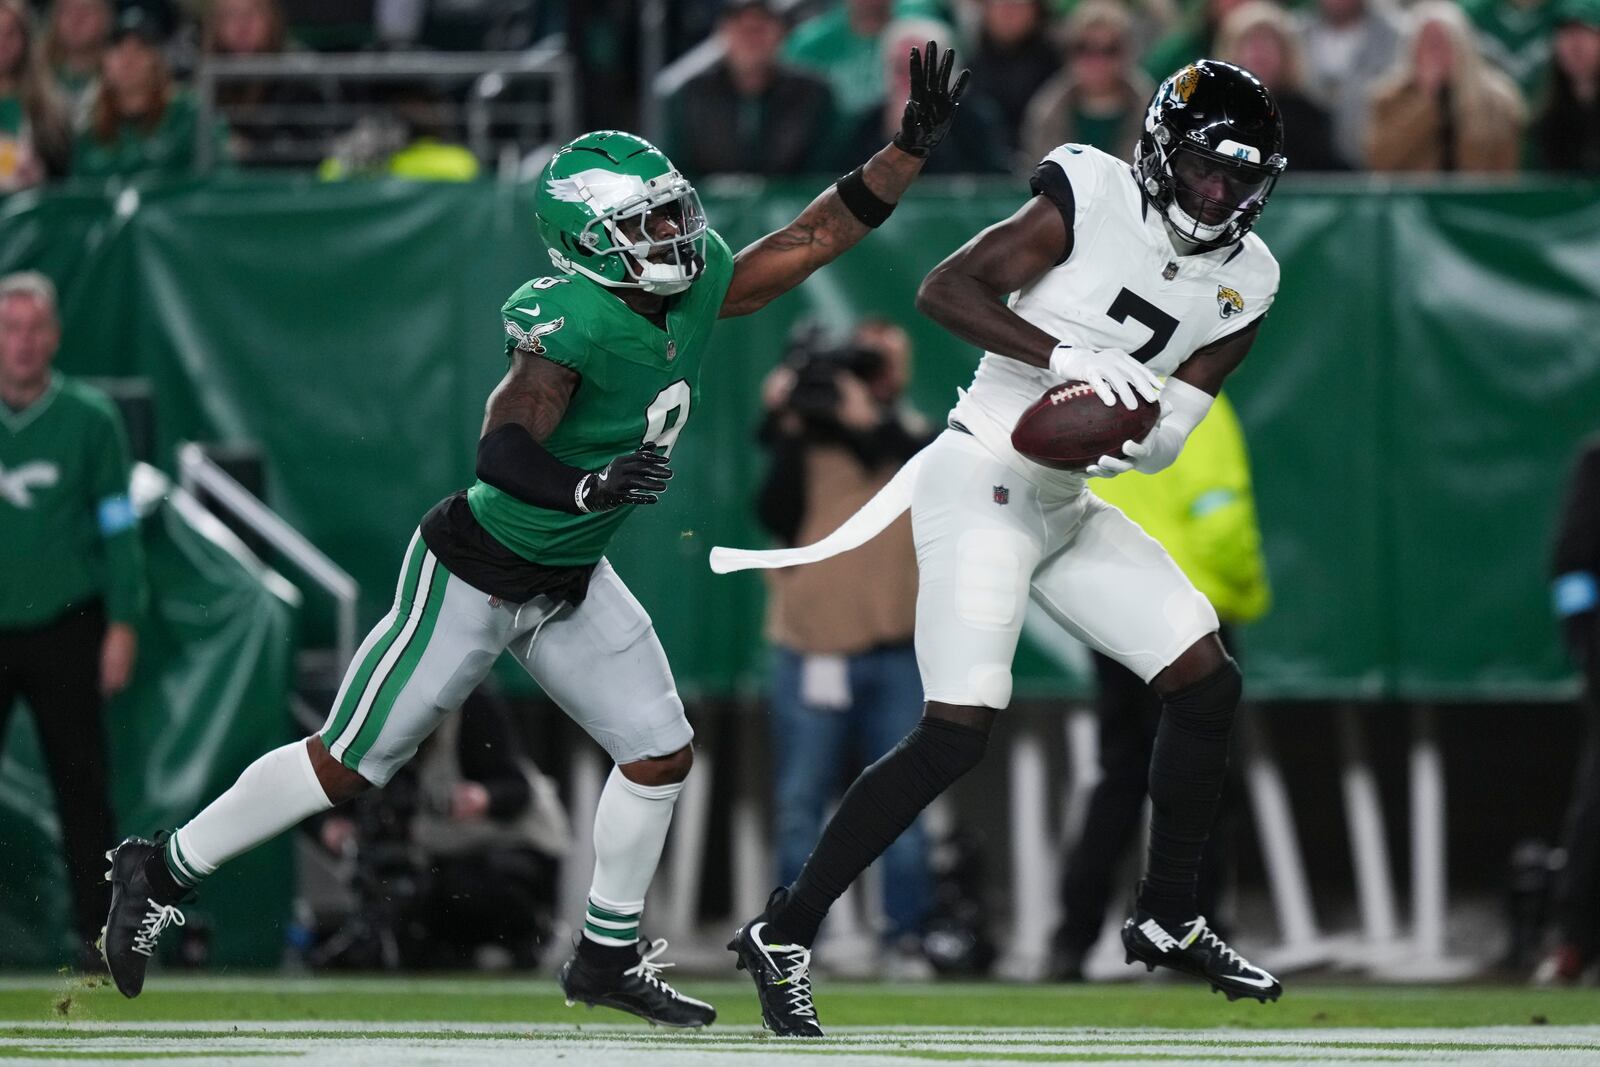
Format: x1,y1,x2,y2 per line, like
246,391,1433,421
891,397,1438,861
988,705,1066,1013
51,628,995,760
1174,65,1200,103
0,460,60,508
505,315,565,355
1217,286,1244,319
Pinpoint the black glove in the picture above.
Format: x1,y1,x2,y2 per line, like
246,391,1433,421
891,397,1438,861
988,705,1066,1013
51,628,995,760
578,445,673,513
893,40,970,158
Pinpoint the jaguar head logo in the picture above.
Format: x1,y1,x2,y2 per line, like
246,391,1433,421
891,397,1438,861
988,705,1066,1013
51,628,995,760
1217,286,1244,319
1174,65,1200,103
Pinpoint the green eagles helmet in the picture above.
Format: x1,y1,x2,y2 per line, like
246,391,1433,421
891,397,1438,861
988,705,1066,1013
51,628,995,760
535,130,709,296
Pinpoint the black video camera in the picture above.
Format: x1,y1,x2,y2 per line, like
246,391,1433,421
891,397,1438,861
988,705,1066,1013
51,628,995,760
782,323,887,426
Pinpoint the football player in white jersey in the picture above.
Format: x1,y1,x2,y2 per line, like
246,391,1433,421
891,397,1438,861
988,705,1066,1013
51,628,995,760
723,61,1287,1034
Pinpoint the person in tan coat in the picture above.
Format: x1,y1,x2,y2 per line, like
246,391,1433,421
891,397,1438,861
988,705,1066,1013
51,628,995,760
1021,0,1153,168
1366,0,1526,172
755,317,934,973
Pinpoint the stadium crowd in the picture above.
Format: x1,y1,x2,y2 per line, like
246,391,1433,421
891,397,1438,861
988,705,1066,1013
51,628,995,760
0,0,1598,191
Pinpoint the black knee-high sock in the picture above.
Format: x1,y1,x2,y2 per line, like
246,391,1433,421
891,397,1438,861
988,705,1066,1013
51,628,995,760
768,716,989,947
1138,659,1241,924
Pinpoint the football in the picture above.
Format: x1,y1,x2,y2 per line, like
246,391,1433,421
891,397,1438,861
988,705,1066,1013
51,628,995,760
1010,380,1160,470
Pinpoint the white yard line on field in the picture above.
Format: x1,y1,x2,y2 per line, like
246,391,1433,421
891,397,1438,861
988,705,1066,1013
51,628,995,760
4,1024,1600,1067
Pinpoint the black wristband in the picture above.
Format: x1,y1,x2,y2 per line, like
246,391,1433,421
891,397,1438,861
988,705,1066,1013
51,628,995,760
835,165,895,228
476,423,588,514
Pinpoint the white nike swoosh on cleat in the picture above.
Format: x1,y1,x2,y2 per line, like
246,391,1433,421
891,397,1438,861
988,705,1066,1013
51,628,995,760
1230,970,1278,988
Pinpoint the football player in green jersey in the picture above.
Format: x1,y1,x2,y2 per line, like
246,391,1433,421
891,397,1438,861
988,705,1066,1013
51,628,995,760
100,43,969,1025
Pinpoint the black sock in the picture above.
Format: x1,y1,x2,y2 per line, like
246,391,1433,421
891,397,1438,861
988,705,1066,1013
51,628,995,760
1139,659,1241,924
768,716,989,947
142,844,187,905
576,936,639,972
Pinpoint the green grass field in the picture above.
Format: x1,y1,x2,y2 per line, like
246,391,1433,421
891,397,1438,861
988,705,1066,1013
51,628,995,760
3,975,1599,1064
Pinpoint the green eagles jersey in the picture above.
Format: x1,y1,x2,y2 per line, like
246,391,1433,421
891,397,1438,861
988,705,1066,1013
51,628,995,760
0,375,146,627
466,228,736,566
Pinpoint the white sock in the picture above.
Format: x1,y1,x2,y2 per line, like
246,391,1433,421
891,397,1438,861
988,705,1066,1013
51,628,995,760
582,766,683,947
164,740,333,889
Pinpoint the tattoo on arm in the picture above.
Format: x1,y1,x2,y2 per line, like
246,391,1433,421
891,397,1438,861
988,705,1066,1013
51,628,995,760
721,144,924,318
481,353,581,442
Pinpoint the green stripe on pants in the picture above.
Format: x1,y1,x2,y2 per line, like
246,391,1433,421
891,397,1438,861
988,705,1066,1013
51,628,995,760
343,560,451,769
320,536,426,749
587,903,640,925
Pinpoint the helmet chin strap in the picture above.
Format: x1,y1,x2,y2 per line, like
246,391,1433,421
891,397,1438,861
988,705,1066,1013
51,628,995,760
1163,199,1235,251
638,263,694,295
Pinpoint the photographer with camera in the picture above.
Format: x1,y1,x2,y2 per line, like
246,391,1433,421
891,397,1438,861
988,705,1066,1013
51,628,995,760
313,689,569,970
756,317,935,975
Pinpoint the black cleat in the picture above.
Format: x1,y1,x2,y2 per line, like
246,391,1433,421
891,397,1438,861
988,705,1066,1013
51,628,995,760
1121,913,1282,1003
728,904,823,1037
557,938,715,1028
100,836,187,999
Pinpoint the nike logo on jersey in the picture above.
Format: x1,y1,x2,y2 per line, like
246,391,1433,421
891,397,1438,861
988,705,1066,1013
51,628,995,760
514,305,540,317
0,460,60,508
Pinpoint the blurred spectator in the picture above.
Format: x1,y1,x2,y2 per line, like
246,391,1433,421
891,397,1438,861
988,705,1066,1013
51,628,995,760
757,318,935,975
1142,0,1250,83
0,271,145,972
1463,0,1560,101
1366,0,1525,172
784,0,948,121
968,0,1061,155
663,0,836,177
44,0,110,117
1021,0,1151,165
1530,0,1600,171
202,0,331,167
318,87,479,181
314,691,569,970
1218,1,1351,170
1298,0,1402,169
1540,435,1600,983
0,0,72,191
834,17,1010,173
1049,392,1267,982
73,1,231,179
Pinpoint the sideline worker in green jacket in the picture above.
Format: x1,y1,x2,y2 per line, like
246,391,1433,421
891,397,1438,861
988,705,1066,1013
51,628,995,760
0,270,145,968
1049,391,1269,980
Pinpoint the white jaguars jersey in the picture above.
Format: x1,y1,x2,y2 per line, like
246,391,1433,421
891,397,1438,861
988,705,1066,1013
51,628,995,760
949,143,1279,484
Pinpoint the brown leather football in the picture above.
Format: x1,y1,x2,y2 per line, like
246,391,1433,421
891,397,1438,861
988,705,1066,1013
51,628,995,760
1010,380,1160,470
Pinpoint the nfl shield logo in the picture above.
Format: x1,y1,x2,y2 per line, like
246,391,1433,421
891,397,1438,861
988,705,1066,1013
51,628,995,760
993,485,1010,505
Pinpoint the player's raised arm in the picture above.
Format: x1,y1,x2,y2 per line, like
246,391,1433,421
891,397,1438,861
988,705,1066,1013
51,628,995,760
476,352,672,513
718,42,969,319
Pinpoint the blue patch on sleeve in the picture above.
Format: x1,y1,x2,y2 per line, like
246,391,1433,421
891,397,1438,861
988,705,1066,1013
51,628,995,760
97,494,137,536
1553,571,1599,618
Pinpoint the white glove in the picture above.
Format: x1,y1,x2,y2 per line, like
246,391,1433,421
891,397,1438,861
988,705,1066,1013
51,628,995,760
1087,376,1215,479
1048,344,1161,410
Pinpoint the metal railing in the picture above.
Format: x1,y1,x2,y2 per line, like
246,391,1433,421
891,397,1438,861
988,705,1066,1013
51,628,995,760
193,44,579,172
177,442,360,668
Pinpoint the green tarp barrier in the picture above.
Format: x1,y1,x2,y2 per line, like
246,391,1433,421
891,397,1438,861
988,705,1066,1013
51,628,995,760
0,475,297,965
3,175,1597,702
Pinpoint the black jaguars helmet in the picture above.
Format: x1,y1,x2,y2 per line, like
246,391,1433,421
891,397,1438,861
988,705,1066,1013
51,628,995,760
1136,60,1287,250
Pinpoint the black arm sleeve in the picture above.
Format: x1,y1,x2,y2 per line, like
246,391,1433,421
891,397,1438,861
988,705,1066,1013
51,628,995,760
756,426,809,546
475,423,587,515
457,696,533,820
857,414,933,466
1029,160,1075,265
